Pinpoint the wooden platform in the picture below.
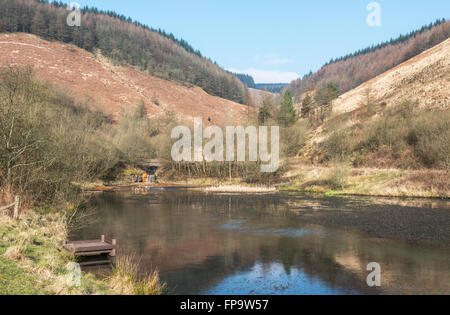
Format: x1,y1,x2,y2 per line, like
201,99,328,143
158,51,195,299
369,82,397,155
63,235,116,264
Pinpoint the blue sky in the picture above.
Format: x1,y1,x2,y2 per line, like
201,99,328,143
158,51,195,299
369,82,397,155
74,0,449,83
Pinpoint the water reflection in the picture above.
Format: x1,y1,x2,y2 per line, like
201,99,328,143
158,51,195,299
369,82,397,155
74,190,450,295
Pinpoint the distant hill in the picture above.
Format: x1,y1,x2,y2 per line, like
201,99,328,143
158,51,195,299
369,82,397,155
288,19,450,100
255,83,288,94
233,72,288,93
0,0,246,103
247,88,277,107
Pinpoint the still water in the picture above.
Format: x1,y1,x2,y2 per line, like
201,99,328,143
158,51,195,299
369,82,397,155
74,189,450,295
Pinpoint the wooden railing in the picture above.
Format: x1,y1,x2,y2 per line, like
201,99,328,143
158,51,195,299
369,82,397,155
0,196,20,219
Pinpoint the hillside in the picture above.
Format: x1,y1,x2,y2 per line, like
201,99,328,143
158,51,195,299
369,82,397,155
0,33,249,124
288,19,450,100
332,38,450,116
255,84,288,94
0,0,246,103
247,88,277,107
303,38,449,170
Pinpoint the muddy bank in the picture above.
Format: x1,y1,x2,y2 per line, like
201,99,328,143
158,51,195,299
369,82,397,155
295,201,450,248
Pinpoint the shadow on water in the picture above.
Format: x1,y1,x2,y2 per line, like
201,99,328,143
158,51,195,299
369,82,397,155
73,190,450,295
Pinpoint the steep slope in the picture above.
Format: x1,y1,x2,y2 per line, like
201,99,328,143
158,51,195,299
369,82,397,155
0,0,246,103
0,33,249,124
247,88,277,107
289,19,449,100
332,38,450,115
305,38,449,168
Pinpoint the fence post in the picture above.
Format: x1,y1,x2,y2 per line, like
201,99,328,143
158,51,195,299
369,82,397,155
110,239,117,257
13,196,19,219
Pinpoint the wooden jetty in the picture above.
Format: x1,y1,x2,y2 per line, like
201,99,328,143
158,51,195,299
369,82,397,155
63,235,116,266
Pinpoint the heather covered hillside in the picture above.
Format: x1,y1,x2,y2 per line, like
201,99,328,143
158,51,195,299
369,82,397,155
300,38,450,172
288,19,450,100
0,0,246,103
0,33,249,124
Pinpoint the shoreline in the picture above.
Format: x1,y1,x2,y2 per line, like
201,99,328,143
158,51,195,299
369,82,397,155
85,166,449,199
2,166,448,294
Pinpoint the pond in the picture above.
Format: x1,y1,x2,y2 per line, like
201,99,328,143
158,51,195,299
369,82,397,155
73,189,450,295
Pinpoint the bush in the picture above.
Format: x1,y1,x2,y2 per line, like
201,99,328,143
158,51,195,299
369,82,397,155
359,101,449,169
281,121,310,157
113,102,157,165
408,111,450,168
324,164,350,189
322,122,352,162
0,67,119,205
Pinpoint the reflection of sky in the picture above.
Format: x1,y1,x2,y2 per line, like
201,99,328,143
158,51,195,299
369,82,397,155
217,220,323,239
217,220,248,230
203,262,355,295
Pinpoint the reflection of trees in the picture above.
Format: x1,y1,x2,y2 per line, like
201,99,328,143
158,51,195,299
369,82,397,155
77,191,450,294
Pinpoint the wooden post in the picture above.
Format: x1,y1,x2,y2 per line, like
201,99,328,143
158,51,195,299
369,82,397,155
110,239,117,257
101,235,105,243
13,196,19,219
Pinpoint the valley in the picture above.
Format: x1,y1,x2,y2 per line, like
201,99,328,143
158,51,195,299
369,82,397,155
0,0,448,297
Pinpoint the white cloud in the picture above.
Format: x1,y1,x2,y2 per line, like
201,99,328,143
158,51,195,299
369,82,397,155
229,68,299,84
254,53,293,66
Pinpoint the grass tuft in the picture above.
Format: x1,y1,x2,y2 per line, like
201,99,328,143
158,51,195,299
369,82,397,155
109,254,166,295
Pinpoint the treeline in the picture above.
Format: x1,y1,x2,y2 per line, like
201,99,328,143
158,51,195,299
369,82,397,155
288,19,450,100
233,73,288,94
0,0,246,104
164,90,310,183
233,73,256,89
255,84,288,93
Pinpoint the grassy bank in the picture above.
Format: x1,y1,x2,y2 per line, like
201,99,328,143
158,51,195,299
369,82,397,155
280,165,449,198
0,210,165,295
0,210,108,294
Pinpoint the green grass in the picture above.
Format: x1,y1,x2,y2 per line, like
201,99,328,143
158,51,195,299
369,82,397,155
0,212,113,295
0,215,58,294
0,210,165,295
0,256,49,295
